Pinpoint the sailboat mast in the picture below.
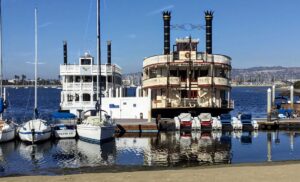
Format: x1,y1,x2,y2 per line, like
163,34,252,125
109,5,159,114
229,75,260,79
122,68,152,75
0,0,3,99
97,0,102,120
34,8,38,118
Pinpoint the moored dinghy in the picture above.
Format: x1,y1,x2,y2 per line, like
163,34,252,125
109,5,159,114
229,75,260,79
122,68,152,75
18,8,51,143
174,113,194,130
199,113,213,128
51,112,77,138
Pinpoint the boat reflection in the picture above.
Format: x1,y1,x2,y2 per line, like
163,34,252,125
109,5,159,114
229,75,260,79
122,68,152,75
76,139,116,166
18,140,52,168
0,141,17,173
1,130,300,176
147,131,232,166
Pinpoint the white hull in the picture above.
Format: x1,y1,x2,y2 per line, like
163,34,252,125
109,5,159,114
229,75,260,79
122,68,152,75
54,129,76,138
77,124,115,143
19,119,52,143
0,127,15,143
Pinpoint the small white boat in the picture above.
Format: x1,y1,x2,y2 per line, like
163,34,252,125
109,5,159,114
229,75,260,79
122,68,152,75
19,119,51,143
198,113,213,128
231,117,242,130
174,113,194,130
239,113,259,130
51,112,77,138
77,111,115,143
0,121,15,143
212,117,222,130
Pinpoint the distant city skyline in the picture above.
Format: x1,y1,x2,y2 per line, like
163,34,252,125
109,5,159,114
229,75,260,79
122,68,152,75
2,0,300,79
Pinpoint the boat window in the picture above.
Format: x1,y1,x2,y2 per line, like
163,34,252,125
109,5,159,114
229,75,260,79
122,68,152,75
179,70,187,81
67,94,73,102
75,94,80,102
81,59,91,65
83,94,91,101
83,76,92,82
181,90,188,98
170,70,177,77
67,76,73,82
133,104,136,107
93,94,97,101
75,76,81,82
107,76,112,82
191,90,198,98
149,69,157,78
123,102,127,105
199,69,209,77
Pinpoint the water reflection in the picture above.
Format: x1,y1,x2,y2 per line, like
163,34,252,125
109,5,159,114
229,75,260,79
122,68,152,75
1,131,300,176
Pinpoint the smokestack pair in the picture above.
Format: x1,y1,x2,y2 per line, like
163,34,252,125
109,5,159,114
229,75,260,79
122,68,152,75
162,10,214,55
62,41,112,65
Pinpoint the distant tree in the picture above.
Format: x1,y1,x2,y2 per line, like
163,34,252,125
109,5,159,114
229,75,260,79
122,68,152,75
294,81,300,89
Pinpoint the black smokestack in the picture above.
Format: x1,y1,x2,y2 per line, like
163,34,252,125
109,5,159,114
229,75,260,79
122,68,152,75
107,41,111,65
63,41,67,65
205,11,214,54
163,11,171,55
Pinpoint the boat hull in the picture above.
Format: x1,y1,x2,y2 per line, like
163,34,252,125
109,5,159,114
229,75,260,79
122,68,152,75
19,130,51,143
77,124,115,144
19,119,52,143
53,124,76,139
54,129,76,138
0,128,15,143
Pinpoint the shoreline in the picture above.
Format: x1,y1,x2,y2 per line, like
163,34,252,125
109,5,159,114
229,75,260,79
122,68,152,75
3,161,300,182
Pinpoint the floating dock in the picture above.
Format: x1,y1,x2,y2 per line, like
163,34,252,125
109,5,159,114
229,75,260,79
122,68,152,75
115,118,300,133
257,118,300,130
115,119,158,133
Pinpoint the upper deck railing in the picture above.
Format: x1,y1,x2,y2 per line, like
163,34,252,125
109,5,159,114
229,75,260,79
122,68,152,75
60,64,122,75
143,52,231,68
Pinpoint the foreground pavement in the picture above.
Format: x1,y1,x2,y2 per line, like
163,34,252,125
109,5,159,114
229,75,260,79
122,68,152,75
2,162,300,182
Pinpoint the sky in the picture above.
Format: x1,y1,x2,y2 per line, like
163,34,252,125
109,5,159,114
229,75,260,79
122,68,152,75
2,0,300,79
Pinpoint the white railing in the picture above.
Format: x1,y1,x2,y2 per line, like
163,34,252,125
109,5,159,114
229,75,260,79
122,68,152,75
62,101,95,108
143,55,173,67
60,64,122,75
198,53,231,65
63,82,94,91
214,77,230,86
143,53,231,68
197,77,230,87
143,77,180,88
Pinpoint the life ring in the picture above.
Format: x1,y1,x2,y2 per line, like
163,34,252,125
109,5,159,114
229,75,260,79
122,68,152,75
185,52,191,58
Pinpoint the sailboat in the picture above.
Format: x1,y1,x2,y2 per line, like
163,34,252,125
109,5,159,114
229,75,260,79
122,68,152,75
77,0,115,143
18,8,51,143
0,0,16,143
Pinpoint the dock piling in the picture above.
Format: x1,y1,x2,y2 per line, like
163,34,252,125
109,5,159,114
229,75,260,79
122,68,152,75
290,85,294,109
272,85,275,106
267,88,271,121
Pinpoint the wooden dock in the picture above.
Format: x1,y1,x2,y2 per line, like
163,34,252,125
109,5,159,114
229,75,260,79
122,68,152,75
115,119,158,133
257,118,300,130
